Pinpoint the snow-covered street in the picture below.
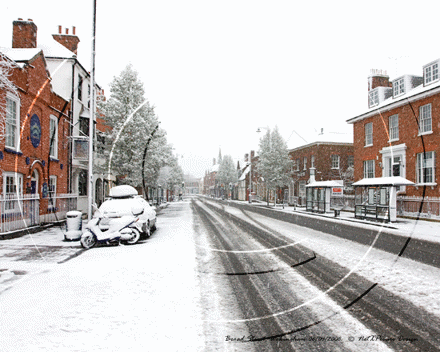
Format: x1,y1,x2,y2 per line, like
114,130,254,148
1,197,440,351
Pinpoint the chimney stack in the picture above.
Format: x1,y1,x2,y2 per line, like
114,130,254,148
52,26,80,55
12,18,38,49
368,69,391,92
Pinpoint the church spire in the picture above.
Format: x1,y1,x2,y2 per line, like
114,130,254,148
218,147,222,164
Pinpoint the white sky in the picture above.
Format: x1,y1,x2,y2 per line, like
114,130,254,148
2,0,440,177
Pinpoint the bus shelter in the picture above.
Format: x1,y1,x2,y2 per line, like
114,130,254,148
306,181,344,214
352,176,414,222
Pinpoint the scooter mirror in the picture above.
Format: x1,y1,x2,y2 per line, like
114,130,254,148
131,206,144,216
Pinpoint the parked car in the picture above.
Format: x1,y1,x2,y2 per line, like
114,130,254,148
97,185,157,239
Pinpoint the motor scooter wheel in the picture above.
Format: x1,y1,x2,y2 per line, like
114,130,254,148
123,228,141,245
80,231,97,249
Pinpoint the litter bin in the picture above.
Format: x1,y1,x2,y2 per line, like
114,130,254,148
65,211,83,241
334,209,341,217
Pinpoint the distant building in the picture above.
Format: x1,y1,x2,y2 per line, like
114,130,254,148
288,130,353,205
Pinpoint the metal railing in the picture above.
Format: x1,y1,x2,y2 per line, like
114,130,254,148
330,195,440,220
397,196,440,220
1,194,79,234
0,194,40,233
42,194,78,224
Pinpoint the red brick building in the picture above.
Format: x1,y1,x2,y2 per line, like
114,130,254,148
287,133,353,204
347,63,440,198
0,38,71,229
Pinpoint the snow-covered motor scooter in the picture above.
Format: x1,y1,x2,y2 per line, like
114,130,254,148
80,204,144,249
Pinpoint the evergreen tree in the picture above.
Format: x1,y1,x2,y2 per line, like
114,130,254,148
100,64,171,188
257,126,292,205
217,154,238,198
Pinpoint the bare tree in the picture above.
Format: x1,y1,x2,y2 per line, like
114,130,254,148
0,52,18,141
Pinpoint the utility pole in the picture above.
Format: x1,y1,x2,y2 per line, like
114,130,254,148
88,0,97,220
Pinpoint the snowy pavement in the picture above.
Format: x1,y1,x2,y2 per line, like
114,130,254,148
0,201,205,352
224,199,440,244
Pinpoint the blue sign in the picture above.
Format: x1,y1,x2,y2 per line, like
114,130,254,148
42,182,48,198
30,114,41,148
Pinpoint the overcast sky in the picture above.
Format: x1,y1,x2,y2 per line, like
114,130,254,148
2,1,440,177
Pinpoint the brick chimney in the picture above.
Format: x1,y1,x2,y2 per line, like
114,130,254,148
12,19,38,48
52,26,80,55
368,69,392,91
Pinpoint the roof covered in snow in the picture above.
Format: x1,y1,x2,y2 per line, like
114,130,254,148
306,180,344,188
38,39,77,59
348,65,440,124
287,130,353,152
0,47,42,67
353,176,415,187
238,164,250,181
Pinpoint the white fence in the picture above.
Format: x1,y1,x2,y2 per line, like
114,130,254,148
0,194,78,234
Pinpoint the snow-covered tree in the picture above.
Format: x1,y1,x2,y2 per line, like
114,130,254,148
217,154,237,198
257,126,292,205
100,64,171,188
158,155,184,198
0,52,18,142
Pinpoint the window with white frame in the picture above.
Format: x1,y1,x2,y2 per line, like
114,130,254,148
303,157,307,170
348,155,354,168
296,159,300,171
331,155,340,169
424,62,439,85
365,122,373,146
3,172,23,211
5,93,20,150
416,151,435,184
48,176,57,210
393,78,405,97
49,115,58,159
311,155,315,168
389,114,399,141
419,104,432,134
363,160,375,178
368,90,379,107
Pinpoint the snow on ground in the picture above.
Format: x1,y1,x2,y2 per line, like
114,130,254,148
0,202,205,352
257,202,440,243
1,199,438,351
220,202,440,319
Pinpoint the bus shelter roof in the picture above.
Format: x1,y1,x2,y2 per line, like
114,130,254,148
352,176,415,187
306,181,343,188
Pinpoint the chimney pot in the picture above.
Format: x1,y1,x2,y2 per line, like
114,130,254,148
65,28,69,34
28,19,33,21
18,18,23,20
73,26,76,35
58,25,62,34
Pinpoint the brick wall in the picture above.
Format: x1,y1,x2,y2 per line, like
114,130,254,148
0,50,71,214
352,92,440,198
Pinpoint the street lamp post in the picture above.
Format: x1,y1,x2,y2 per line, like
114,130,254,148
141,124,160,201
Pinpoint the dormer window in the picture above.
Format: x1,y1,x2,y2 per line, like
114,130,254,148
424,61,439,85
393,78,405,97
368,89,379,107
